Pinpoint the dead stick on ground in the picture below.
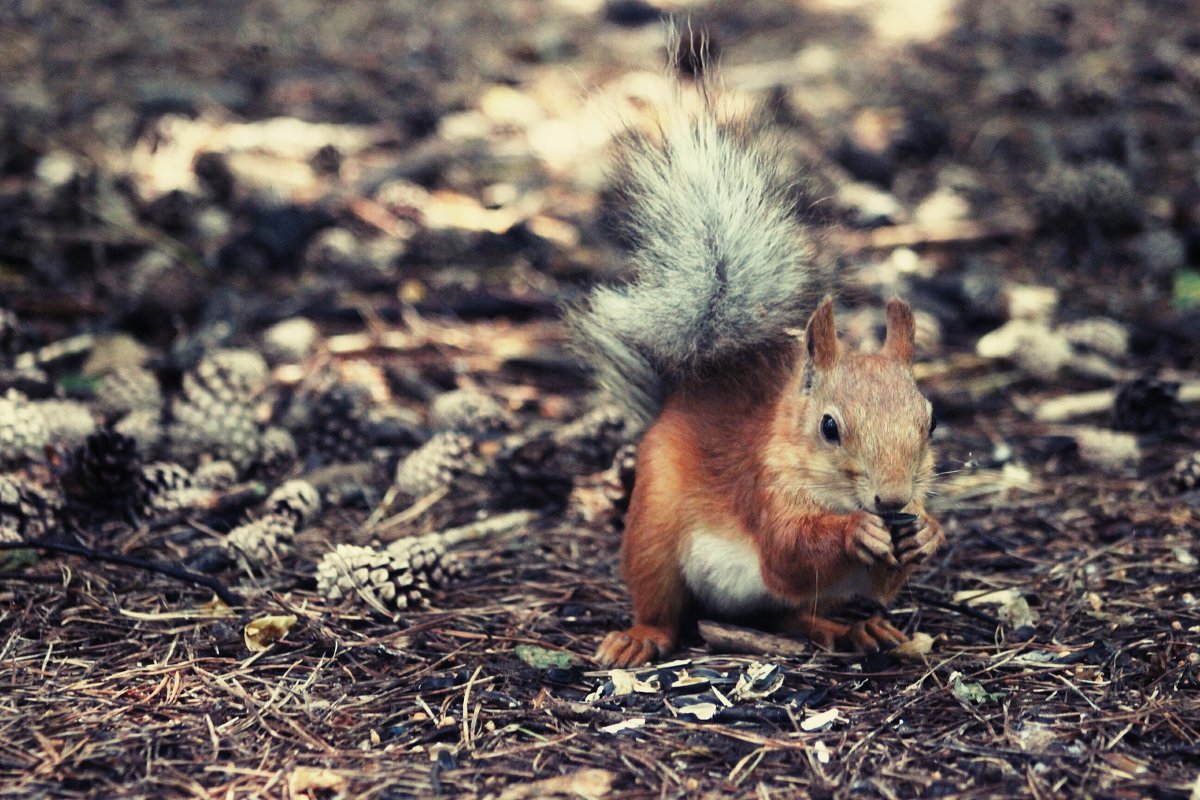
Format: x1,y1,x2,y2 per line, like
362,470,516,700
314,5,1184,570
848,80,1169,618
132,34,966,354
0,539,240,606
831,218,1031,253
698,621,812,658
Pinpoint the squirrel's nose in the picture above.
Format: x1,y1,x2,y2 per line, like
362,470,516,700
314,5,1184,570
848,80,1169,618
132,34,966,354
874,495,908,513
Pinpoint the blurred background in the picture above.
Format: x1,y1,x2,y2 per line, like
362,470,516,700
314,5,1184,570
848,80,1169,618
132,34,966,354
3,0,1199,350
3,3,1200,798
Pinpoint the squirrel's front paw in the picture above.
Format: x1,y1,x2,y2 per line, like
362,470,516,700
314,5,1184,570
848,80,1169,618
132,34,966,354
845,512,899,568
595,624,675,668
891,513,944,566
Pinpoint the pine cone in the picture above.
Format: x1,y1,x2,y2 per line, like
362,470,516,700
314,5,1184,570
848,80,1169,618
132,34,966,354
429,389,512,434
490,433,575,509
1059,318,1129,360
1113,377,1180,434
606,442,639,515
193,460,237,490
394,431,480,498
113,408,164,456
168,397,261,472
1173,452,1200,492
186,349,269,404
35,399,97,450
317,540,461,615
266,479,321,527
1034,165,1090,231
365,406,424,449
94,366,162,420
288,384,373,466
67,429,143,502
0,309,23,363
225,512,297,565
1083,162,1140,235
167,349,268,472
387,533,465,587
137,461,212,516
0,473,62,542
0,391,49,468
553,404,629,475
250,426,297,482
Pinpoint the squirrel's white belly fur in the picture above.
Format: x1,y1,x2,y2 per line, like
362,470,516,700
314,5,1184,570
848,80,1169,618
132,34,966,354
682,530,778,615
684,529,875,613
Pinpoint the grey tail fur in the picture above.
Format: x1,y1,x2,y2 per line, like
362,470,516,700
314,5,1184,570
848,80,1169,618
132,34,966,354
569,94,829,430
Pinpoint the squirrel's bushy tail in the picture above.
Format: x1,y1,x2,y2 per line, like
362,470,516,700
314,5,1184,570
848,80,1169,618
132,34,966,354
570,99,828,429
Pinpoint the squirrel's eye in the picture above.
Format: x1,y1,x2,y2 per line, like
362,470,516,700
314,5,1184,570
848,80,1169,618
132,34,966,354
929,412,938,435
820,414,840,444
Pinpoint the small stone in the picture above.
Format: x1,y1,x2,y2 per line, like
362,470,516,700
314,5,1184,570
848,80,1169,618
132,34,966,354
1136,229,1186,277
261,318,319,364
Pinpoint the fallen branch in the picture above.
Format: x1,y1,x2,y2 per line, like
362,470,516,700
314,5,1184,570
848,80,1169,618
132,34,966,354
832,217,1031,253
908,587,1002,628
0,538,240,606
698,620,812,658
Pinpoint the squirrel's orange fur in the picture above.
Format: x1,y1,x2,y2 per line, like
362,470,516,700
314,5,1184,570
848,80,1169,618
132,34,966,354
596,297,943,667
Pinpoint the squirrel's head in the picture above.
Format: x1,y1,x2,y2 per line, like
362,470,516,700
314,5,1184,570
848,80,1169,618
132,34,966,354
785,296,936,514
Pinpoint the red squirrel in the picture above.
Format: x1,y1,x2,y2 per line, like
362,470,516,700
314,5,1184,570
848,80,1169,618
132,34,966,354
571,82,944,668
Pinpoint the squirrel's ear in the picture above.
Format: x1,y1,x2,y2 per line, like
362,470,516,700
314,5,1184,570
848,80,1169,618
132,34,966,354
881,297,915,365
804,295,839,371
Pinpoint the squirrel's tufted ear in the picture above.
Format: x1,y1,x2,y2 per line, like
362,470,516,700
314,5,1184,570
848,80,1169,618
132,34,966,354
804,295,840,371
881,297,915,366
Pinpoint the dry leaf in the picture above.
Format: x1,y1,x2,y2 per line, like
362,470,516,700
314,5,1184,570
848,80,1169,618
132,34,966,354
288,766,345,794
497,768,615,800
730,662,784,701
953,587,1038,629
607,669,655,697
598,718,645,735
244,614,298,652
892,632,934,661
801,708,840,731
675,702,718,721
949,671,1003,705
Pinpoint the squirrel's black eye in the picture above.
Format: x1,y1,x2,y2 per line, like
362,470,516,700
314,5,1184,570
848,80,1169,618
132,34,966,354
820,414,840,444
929,413,938,434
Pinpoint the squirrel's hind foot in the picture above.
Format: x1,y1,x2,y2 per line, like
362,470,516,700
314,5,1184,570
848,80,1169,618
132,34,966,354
782,612,908,653
843,617,909,653
595,624,675,668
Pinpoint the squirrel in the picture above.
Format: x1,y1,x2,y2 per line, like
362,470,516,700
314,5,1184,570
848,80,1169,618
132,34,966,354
570,77,944,668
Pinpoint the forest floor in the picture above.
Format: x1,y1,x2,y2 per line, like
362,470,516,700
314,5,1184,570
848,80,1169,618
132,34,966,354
1,0,1199,797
